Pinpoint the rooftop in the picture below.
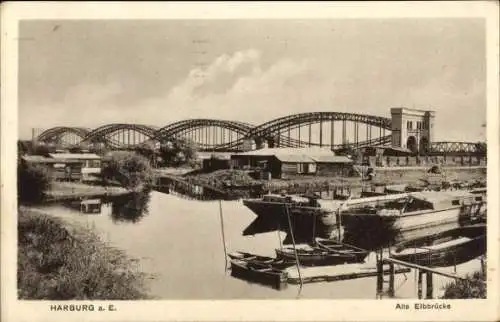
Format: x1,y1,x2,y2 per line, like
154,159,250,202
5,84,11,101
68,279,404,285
233,147,353,163
49,153,101,160
21,155,82,164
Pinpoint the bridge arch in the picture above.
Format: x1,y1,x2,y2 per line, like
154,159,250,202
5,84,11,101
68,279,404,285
247,112,392,138
38,127,90,143
81,124,158,148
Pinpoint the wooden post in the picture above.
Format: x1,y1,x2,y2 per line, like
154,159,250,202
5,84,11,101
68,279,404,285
417,270,423,299
285,204,303,292
426,272,433,299
277,220,283,250
480,256,485,275
388,262,395,297
453,249,457,273
376,252,383,295
218,200,228,272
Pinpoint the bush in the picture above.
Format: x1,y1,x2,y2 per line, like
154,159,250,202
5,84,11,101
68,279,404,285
18,209,150,300
159,138,198,167
18,162,51,204
101,152,153,190
441,270,486,299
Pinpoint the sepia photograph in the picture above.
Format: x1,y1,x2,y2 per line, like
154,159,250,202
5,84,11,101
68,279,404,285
2,2,499,322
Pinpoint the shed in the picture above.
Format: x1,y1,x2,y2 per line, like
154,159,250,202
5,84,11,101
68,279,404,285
49,153,102,181
310,155,354,177
231,147,343,179
21,155,83,181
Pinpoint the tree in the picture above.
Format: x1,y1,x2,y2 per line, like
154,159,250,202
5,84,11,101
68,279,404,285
68,145,83,153
159,138,198,167
101,152,153,190
135,142,158,167
32,144,56,156
18,162,51,204
474,142,487,154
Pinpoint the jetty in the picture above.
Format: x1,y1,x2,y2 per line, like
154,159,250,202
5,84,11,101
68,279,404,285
285,263,410,285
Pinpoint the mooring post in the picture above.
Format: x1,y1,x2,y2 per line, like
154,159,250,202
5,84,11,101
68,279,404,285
417,270,423,299
453,250,457,273
426,271,433,299
218,199,228,272
277,220,283,250
285,204,303,293
480,255,485,275
388,262,395,297
376,251,383,295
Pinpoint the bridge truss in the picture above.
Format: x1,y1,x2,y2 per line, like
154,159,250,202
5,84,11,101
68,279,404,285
35,112,484,154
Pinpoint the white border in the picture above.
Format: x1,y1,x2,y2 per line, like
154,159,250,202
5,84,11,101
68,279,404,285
2,2,499,322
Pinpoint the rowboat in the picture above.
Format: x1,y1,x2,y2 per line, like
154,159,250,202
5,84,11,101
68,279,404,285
390,224,486,267
229,259,288,290
275,245,362,266
228,251,295,269
314,239,370,263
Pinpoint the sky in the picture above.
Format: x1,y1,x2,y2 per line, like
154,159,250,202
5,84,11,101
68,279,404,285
18,19,486,141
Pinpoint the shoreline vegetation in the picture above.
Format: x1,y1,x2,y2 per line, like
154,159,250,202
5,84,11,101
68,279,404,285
18,208,151,300
17,151,155,300
441,270,486,299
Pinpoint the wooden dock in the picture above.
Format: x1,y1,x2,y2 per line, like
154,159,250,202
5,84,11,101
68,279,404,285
153,172,232,200
285,263,411,285
376,255,485,299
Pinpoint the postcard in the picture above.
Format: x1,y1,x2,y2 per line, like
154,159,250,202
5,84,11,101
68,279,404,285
1,2,499,321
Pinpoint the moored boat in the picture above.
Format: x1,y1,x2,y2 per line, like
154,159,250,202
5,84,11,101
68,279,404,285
314,238,370,263
390,224,486,267
242,193,338,241
228,251,295,269
229,258,288,290
275,245,363,266
340,190,487,249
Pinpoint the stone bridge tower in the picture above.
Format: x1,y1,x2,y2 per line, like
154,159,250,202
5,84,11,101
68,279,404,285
390,107,435,154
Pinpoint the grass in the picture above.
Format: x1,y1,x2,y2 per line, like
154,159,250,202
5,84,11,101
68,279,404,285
18,208,151,300
441,269,486,299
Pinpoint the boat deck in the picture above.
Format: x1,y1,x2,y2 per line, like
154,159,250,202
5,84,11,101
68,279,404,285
397,236,473,255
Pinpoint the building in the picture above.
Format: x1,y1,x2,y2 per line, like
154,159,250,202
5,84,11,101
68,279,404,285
231,148,353,179
21,155,83,181
48,153,102,182
202,154,233,172
391,107,435,154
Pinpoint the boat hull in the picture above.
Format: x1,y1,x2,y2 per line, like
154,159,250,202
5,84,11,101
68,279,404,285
275,248,361,266
391,225,486,267
228,252,295,270
341,202,486,250
314,239,370,263
243,199,337,241
230,259,288,290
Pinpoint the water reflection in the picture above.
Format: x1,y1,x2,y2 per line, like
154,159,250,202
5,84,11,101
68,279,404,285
110,189,152,223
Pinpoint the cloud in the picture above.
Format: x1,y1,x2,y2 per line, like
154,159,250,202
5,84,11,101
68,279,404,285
141,49,316,123
20,48,486,143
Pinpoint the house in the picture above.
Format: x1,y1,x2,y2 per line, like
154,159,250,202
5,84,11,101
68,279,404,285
21,155,83,181
310,154,354,177
202,155,233,172
231,148,353,179
48,153,102,181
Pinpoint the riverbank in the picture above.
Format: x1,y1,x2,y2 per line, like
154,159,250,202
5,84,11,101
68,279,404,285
45,181,130,202
181,166,486,198
17,207,151,300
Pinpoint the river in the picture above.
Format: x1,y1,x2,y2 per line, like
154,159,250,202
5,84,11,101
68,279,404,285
37,191,482,299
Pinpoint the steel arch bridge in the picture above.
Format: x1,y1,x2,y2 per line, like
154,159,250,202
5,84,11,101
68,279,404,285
35,111,483,154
